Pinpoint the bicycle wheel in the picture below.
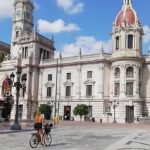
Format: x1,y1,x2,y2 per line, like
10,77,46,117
44,132,52,146
29,134,39,148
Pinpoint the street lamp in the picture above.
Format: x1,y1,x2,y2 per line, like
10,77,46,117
112,100,119,124
10,67,26,130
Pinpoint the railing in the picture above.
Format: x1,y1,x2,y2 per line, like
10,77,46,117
41,52,111,65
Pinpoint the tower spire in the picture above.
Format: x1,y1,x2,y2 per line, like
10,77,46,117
124,0,132,6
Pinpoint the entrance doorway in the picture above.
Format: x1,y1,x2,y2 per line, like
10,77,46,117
126,106,134,123
64,106,71,120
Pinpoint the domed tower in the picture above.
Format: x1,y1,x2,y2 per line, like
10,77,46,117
112,0,143,58
110,0,144,123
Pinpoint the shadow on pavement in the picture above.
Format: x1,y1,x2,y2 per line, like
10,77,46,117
51,143,67,147
118,148,149,150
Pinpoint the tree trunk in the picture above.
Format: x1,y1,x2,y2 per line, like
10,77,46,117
80,116,82,121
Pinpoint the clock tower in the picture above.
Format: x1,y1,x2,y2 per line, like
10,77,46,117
11,0,34,44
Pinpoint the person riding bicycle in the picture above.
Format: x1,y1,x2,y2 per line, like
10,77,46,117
34,112,45,144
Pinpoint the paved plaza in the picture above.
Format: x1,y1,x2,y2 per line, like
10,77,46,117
0,121,150,150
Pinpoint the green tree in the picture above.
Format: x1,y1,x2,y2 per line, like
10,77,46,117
39,104,52,120
0,53,4,62
73,104,89,121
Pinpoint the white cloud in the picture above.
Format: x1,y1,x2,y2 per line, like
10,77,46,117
56,0,84,15
56,36,112,57
143,25,150,44
0,0,14,19
37,19,80,33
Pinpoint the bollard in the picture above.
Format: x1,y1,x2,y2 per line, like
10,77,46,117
100,119,102,123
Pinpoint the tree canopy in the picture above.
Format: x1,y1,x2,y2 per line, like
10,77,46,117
39,104,52,120
73,104,89,121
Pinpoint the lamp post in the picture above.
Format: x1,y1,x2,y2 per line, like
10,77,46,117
112,100,118,124
10,68,26,130
54,59,58,125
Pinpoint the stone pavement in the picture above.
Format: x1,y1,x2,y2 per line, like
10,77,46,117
0,121,150,149
0,120,34,134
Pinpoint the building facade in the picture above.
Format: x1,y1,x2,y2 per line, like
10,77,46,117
0,0,150,123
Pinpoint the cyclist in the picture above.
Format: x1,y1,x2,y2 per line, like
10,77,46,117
34,112,45,145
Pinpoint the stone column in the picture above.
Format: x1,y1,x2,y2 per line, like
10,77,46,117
58,65,62,103
24,67,31,100
135,65,140,99
110,66,114,99
120,64,125,98
57,60,62,117
98,63,104,99
38,69,43,100
77,65,81,100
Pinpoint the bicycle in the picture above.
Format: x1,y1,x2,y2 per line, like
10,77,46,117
29,123,52,148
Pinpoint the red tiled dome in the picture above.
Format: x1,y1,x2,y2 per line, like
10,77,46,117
115,8,136,26
116,11,123,26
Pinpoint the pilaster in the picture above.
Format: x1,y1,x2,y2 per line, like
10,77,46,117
98,63,104,99
120,64,126,98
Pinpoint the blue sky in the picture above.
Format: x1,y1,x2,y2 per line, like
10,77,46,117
0,0,150,56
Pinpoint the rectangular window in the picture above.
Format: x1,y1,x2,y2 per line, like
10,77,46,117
67,73,71,80
47,51,50,59
43,50,46,60
87,71,92,78
114,83,120,96
22,47,24,58
126,82,133,96
116,36,119,50
25,47,28,58
48,74,52,81
40,48,43,60
128,35,133,49
16,31,19,37
47,87,52,97
66,86,71,97
86,85,92,97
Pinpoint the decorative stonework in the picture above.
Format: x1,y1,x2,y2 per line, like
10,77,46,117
63,81,74,86
17,33,34,44
3,54,17,61
84,79,95,85
44,82,54,87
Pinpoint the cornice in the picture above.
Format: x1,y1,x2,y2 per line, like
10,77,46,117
110,56,145,64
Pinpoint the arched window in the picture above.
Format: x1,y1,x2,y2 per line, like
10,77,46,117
126,67,133,78
116,36,119,50
114,67,120,78
128,35,133,49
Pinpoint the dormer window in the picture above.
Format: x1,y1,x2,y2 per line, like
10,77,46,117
116,36,119,50
128,35,133,49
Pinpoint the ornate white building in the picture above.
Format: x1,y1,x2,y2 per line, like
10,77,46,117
0,0,150,123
